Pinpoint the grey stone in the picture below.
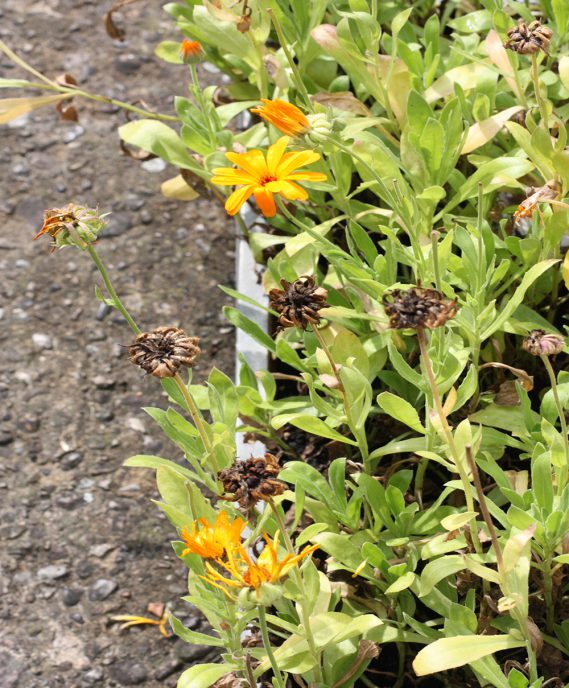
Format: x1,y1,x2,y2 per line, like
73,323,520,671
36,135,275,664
104,212,133,237
61,452,83,471
38,564,69,581
62,587,83,606
109,660,148,685
89,578,118,601
32,333,53,350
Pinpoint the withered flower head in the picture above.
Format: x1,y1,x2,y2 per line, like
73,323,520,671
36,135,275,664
218,454,286,510
504,20,552,55
522,329,565,357
513,182,559,222
180,38,204,64
35,203,107,251
268,276,330,331
128,326,200,378
382,287,458,330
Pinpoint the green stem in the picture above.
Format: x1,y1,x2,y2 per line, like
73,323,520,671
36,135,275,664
430,230,441,291
189,64,217,149
267,8,312,111
531,53,549,131
269,500,323,684
540,354,569,492
173,373,220,485
543,556,555,634
86,244,140,334
258,606,286,688
275,196,310,231
416,328,482,554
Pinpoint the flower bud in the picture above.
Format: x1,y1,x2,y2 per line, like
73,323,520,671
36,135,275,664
180,39,204,64
237,583,282,609
306,113,333,143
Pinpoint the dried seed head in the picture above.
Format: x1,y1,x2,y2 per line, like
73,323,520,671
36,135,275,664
35,204,108,251
382,287,457,330
218,454,286,510
522,329,565,356
504,19,553,55
269,276,330,331
128,327,201,378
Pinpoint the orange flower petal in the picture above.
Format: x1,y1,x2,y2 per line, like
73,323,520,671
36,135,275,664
266,180,308,201
277,150,321,177
254,188,277,217
267,136,290,176
225,185,255,216
226,150,269,179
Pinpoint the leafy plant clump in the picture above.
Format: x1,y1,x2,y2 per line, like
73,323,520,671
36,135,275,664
6,1,569,686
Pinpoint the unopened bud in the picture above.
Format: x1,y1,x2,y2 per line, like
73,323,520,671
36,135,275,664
306,113,332,143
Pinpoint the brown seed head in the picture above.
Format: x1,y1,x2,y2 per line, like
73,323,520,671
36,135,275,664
268,276,329,331
128,326,200,378
382,287,457,330
522,329,565,357
218,454,286,510
504,19,552,55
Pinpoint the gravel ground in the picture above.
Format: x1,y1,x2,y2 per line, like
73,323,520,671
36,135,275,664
0,2,235,686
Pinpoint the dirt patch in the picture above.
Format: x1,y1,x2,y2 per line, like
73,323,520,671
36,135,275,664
0,2,234,686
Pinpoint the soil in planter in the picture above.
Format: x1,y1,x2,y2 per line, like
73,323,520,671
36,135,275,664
0,2,235,687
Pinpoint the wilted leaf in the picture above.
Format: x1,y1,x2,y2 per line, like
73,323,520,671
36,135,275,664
461,106,523,154
160,174,199,201
104,0,140,41
0,94,73,124
425,63,496,103
312,91,370,115
485,30,520,95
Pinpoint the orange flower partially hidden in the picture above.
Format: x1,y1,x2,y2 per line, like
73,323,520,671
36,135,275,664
204,532,318,593
211,136,327,217
251,99,309,137
180,511,245,559
180,39,204,63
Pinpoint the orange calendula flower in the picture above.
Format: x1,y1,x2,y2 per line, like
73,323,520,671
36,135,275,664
211,136,327,217
250,99,309,137
180,38,204,64
204,532,317,593
180,511,245,559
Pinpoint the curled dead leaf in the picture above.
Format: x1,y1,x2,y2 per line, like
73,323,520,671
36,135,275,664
56,100,79,122
312,91,370,116
104,0,141,41
120,139,156,161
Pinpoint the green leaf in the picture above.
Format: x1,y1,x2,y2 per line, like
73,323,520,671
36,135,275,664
412,635,525,676
177,663,237,688
480,259,558,340
119,120,204,173
271,413,358,445
124,455,195,481
223,306,276,354
169,615,224,647
377,392,425,433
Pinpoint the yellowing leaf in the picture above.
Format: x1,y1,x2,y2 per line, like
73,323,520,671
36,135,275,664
485,30,523,101
440,511,477,531
560,56,569,91
425,63,496,103
412,635,525,676
563,249,569,290
461,106,523,154
160,174,199,201
0,93,73,124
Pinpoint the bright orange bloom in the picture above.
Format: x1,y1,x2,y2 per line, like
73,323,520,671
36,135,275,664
180,39,204,63
211,136,327,217
180,511,245,559
204,532,318,593
250,99,309,137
